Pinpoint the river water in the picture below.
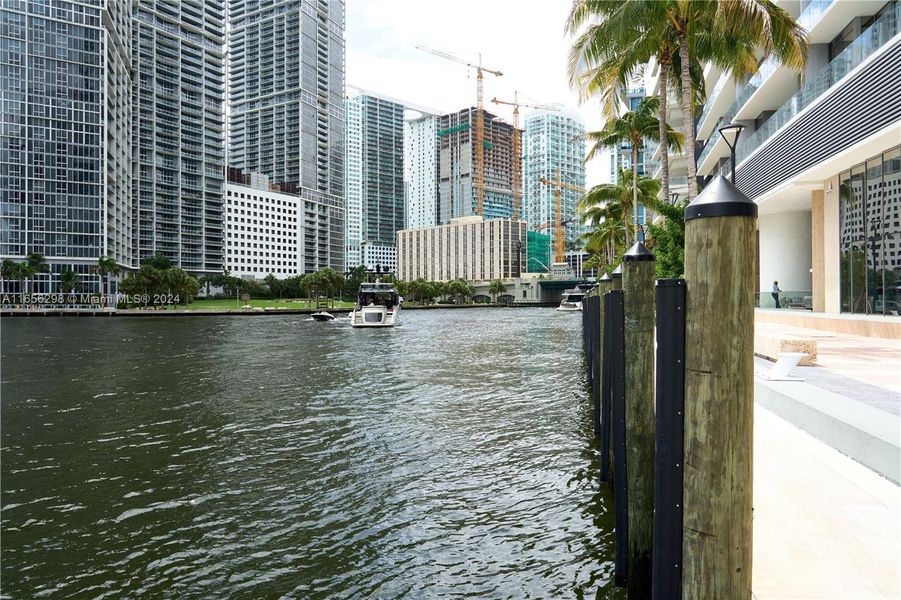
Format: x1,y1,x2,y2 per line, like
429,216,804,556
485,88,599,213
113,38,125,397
1,309,619,598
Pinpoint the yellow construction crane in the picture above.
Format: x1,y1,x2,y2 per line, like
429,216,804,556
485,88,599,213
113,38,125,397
539,168,586,264
490,94,558,221
416,45,502,217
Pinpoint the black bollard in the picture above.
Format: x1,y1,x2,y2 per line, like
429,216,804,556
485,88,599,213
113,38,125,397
608,289,628,587
652,279,686,600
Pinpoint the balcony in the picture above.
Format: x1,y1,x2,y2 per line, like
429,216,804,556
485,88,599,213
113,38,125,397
735,2,900,168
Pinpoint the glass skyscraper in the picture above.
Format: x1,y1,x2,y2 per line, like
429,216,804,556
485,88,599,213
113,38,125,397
1,0,133,292
228,0,345,272
522,107,586,252
344,93,404,271
133,0,225,273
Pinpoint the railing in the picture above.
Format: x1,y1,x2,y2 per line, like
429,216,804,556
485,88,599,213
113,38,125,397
736,1,900,166
799,0,835,32
756,290,812,309
697,73,730,130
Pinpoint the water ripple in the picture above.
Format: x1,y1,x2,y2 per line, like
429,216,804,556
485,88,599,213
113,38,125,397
1,309,621,598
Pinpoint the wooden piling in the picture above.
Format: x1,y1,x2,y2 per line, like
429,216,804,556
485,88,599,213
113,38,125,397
622,242,656,600
681,176,758,599
596,274,612,477
611,263,622,291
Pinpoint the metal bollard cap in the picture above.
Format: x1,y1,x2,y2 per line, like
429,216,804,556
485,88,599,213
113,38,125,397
623,241,655,262
599,272,612,282
684,176,758,221
611,264,623,278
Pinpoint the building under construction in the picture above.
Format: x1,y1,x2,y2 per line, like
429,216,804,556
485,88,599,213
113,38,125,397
437,108,516,224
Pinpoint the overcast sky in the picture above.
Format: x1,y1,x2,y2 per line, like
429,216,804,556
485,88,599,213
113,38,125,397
345,0,610,185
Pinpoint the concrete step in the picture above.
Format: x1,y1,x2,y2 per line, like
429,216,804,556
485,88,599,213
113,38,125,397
755,377,901,484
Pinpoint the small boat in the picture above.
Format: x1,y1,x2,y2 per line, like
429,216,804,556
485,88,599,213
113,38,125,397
556,288,585,312
351,282,400,328
311,311,336,321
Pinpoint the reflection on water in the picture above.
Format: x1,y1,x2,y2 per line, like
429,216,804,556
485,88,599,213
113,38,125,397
1,309,620,598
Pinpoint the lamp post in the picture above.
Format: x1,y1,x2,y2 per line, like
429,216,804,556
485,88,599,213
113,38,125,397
670,192,680,205
718,122,746,185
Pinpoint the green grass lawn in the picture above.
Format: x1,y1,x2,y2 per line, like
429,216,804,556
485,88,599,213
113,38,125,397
184,298,356,310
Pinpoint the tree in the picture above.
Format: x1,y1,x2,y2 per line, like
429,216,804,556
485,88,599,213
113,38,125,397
584,97,681,243
578,168,660,268
344,265,367,300
60,268,81,293
91,257,121,303
646,198,688,279
488,280,507,303
11,261,34,300
568,0,807,202
447,279,474,304
23,252,49,294
143,253,172,270
1,258,16,295
163,268,200,304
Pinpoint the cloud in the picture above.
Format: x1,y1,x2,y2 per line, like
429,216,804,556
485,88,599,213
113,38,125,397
345,0,611,184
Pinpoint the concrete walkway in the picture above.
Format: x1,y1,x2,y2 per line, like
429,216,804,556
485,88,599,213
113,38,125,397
755,320,901,393
753,405,900,599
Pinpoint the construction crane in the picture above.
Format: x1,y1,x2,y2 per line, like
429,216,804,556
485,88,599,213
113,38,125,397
491,94,558,221
539,168,586,264
416,45,502,217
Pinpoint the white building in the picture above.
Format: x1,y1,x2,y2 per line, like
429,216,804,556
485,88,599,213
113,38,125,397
404,112,439,229
396,216,527,282
644,0,901,316
224,174,338,280
522,106,586,253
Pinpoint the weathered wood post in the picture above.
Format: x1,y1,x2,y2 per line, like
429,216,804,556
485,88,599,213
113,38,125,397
611,263,622,290
682,176,758,598
622,242,656,599
608,289,628,587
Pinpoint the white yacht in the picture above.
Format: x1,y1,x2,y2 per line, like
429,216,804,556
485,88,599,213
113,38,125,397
556,288,586,312
350,282,401,328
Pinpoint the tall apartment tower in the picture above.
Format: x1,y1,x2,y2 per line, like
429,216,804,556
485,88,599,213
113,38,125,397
404,112,438,229
437,108,515,224
228,0,346,272
344,93,405,271
522,107,586,250
133,0,225,274
0,0,133,292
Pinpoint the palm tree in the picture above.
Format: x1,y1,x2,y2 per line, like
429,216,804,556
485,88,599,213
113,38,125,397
11,262,33,303
488,280,507,303
23,252,49,294
91,257,122,305
60,269,81,293
585,100,679,244
579,168,661,267
1,258,15,296
568,0,807,201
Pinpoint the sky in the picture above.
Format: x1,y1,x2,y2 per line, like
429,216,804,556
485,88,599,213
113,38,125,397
345,0,611,185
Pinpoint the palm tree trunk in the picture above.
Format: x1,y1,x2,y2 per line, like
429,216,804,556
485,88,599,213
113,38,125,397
678,31,698,201
632,144,639,245
658,59,671,204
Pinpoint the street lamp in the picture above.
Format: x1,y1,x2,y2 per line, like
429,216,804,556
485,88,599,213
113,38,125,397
718,122,746,184
670,192,680,205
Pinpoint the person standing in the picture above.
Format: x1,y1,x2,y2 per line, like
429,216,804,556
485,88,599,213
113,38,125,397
771,281,781,308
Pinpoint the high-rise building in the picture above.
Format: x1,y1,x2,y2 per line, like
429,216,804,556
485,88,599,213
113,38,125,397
133,0,226,273
0,0,133,293
228,0,346,272
646,0,901,316
224,170,339,279
437,108,515,224
404,112,439,229
396,216,526,282
344,93,405,272
522,107,586,255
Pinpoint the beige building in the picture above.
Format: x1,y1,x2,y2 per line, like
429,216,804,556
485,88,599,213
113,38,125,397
396,216,527,282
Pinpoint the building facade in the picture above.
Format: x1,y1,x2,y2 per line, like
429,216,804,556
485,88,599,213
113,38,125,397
396,216,527,282
133,0,226,273
0,0,133,293
437,108,515,224
344,93,405,272
227,0,345,272
404,112,438,229
522,106,586,258
650,0,901,315
225,172,339,279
